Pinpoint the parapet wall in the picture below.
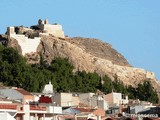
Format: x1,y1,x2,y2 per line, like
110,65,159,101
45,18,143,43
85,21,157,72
38,19,65,38
8,27,41,55
7,18,65,56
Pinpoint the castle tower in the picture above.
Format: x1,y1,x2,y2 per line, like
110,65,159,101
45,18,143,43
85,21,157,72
38,19,44,25
44,19,48,24
7,27,15,36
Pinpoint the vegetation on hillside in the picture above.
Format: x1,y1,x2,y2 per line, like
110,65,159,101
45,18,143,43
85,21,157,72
0,45,158,103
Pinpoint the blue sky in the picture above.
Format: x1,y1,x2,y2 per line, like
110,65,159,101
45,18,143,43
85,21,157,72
0,0,160,79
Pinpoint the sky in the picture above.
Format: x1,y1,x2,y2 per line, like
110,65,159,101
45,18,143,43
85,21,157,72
0,0,160,79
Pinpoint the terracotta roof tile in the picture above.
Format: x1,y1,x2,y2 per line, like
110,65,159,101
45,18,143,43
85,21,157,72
30,105,46,111
15,88,32,95
58,115,74,119
0,104,17,110
74,108,94,113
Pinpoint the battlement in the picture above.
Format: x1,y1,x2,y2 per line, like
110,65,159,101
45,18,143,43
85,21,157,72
38,19,49,25
37,19,65,38
7,27,16,36
6,19,65,55
7,26,41,55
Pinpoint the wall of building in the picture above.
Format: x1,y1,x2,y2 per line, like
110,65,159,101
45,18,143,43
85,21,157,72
104,93,113,105
38,19,65,38
10,34,41,55
54,93,79,107
23,105,30,120
60,93,72,106
90,96,98,108
79,93,95,107
23,95,34,104
60,93,79,107
98,100,109,110
122,95,128,105
0,112,16,120
53,93,61,106
46,106,62,114
104,92,124,106
71,94,80,106
130,105,146,114
113,93,122,106
39,24,64,38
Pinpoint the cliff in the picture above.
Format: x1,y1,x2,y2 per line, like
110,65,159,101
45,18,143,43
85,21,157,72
35,35,157,86
0,20,160,94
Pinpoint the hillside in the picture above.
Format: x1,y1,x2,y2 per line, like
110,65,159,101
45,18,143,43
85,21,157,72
0,20,160,96
66,37,130,67
33,35,156,86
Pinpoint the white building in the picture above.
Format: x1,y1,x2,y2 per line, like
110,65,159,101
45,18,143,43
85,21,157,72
53,93,80,107
38,19,65,38
104,92,128,107
43,81,54,94
79,93,109,110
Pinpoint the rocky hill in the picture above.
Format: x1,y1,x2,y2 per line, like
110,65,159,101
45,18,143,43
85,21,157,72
36,35,157,86
0,20,160,96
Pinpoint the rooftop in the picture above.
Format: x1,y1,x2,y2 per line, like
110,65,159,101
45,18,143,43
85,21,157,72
0,104,18,110
15,88,32,96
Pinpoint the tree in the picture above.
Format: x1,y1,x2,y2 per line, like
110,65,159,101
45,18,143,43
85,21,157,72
136,81,159,103
0,44,158,103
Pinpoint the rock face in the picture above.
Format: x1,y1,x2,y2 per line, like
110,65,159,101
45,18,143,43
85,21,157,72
1,21,160,94
67,37,130,67
36,35,160,97
36,35,157,87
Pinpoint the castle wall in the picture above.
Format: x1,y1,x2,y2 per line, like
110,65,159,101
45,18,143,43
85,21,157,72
10,34,40,55
7,27,16,35
39,24,65,38
146,72,155,79
7,18,65,56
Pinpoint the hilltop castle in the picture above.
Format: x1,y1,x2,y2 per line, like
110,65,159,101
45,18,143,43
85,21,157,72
8,19,65,38
6,19,65,55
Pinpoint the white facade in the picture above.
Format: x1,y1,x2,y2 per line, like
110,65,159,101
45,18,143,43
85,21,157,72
46,106,62,114
38,19,65,38
23,104,61,120
54,93,80,107
43,81,54,94
6,19,65,56
79,93,95,106
113,92,122,106
104,92,128,107
130,105,154,114
8,29,41,55
79,93,109,110
0,112,16,120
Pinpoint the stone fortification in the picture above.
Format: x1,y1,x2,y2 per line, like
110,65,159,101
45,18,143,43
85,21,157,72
7,27,41,55
6,19,65,55
2,19,159,93
38,19,65,38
